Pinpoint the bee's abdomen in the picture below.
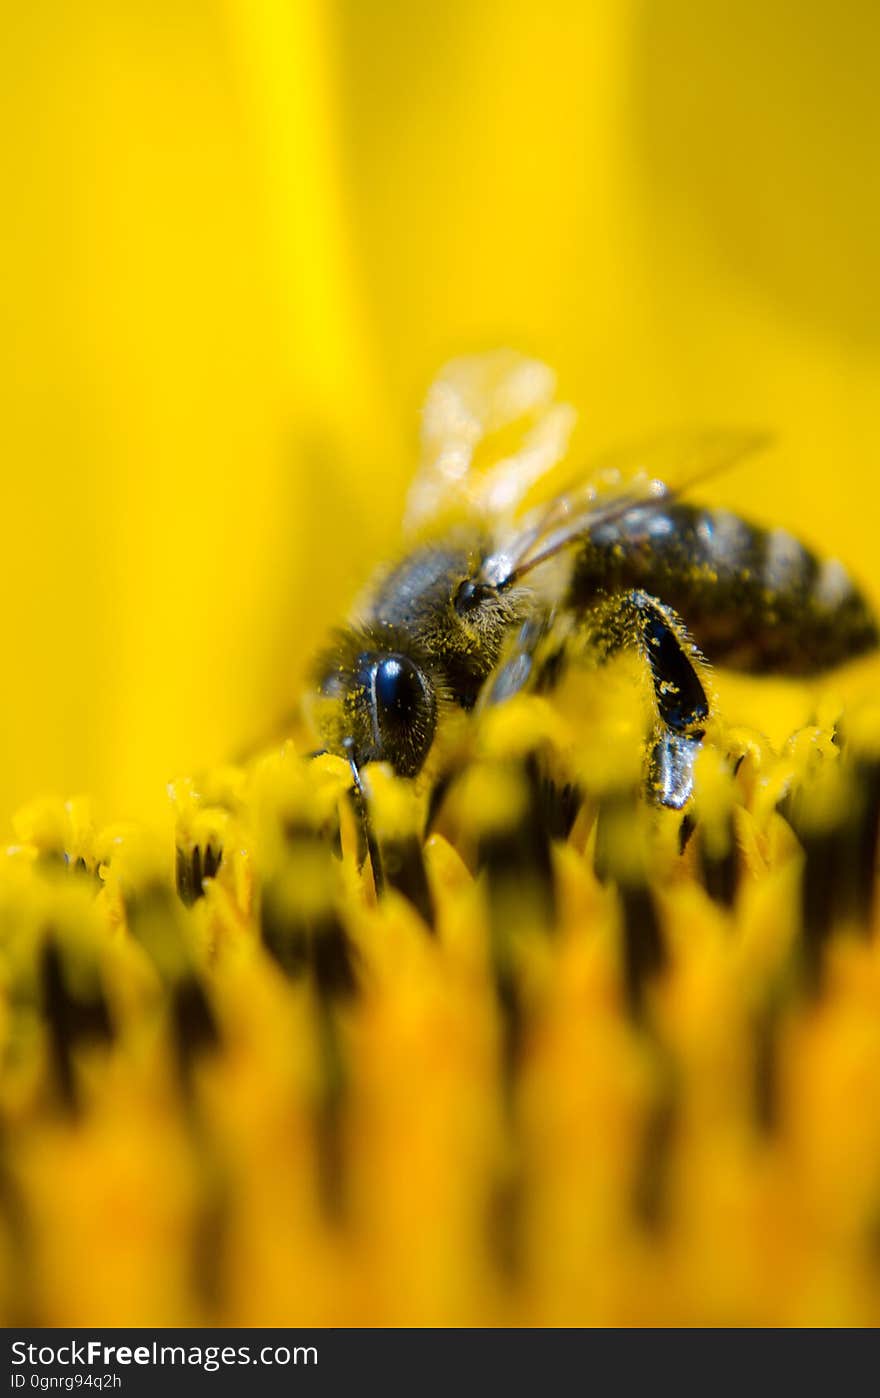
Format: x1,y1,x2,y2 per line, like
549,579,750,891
570,503,878,676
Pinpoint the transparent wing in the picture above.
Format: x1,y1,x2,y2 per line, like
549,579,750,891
405,351,576,535
480,428,772,589
406,353,772,557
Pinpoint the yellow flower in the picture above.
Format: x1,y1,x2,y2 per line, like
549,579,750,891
3,355,880,1326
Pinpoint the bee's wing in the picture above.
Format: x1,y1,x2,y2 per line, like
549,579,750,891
481,429,771,589
405,351,577,535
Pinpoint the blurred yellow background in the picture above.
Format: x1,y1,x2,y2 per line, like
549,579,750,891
2,0,879,830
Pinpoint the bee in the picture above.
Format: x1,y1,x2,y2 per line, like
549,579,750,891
311,359,878,812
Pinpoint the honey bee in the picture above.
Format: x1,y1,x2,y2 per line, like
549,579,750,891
311,357,878,811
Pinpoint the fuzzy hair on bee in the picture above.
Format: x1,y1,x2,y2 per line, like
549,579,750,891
311,536,532,778
309,353,878,811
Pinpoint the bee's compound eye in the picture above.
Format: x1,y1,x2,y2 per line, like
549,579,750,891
370,654,435,776
374,655,424,723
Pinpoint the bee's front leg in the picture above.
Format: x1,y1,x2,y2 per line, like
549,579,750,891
481,611,558,707
589,589,711,810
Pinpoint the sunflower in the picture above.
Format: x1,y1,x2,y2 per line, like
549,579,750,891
2,0,880,1328
2,353,879,1326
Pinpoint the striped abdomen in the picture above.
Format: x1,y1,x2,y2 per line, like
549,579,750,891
570,503,878,676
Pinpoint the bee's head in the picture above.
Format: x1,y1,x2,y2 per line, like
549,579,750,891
313,629,439,779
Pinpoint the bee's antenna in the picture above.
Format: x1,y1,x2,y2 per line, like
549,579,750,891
342,738,384,895
341,738,365,797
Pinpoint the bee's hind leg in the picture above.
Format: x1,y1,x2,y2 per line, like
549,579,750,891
591,589,711,811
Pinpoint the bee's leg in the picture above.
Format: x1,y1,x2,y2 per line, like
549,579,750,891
482,613,556,707
476,612,587,844
592,589,711,810
341,740,384,893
